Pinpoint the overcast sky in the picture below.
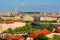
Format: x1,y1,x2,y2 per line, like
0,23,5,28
0,0,60,12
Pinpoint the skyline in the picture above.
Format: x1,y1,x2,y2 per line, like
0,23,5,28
0,0,60,12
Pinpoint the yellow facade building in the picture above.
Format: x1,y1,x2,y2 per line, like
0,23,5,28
23,15,34,21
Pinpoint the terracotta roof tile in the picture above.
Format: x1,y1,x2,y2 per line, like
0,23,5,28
5,21,14,24
28,29,51,38
0,22,5,24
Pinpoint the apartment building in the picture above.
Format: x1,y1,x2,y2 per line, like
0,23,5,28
40,16,57,21
0,21,26,33
40,12,60,17
40,12,60,21
22,15,34,21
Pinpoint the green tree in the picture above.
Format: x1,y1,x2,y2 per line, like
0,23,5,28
47,24,55,32
54,35,60,40
14,27,20,34
3,25,37,34
6,28,14,34
33,34,49,40
25,20,31,23
52,20,57,23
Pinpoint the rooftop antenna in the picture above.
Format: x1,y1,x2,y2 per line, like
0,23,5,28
14,5,18,15
10,7,13,12
10,5,13,12
15,5,17,12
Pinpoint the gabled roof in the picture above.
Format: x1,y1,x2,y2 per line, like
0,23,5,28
14,20,20,22
6,35,24,40
28,29,51,38
5,21,14,24
0,22,5,24
55,27,60,33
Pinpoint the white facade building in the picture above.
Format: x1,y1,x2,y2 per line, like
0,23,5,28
0,21,26,33
40,17,57,21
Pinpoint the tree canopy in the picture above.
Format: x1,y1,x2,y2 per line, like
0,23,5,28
33,34,49,40
3,25,37,34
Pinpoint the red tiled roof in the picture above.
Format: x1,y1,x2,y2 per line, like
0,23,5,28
5,21,14,24
0,22,5,24
42,29,51,35
14,20,20,22
6,35,23,40
6,35,13,40
55,27,60,33
48,16,57,18
14,35,23,39
28,29,51,38
0,20,25,24
27,32,36,38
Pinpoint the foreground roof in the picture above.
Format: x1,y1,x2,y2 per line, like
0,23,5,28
28,29,51,38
